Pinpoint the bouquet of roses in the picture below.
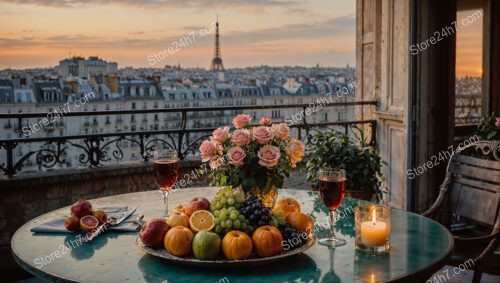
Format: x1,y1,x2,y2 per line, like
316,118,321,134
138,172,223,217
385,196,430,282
199,114,306,193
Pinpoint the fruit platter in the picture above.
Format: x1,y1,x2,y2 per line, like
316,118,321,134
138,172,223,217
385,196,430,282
136,187,317,266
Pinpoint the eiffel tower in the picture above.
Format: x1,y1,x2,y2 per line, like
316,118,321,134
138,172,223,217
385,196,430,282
210,16,225,72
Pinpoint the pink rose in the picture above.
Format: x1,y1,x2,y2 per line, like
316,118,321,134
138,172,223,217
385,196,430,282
286,139,305,168
253,126,275,144
212,126,230,143
260,117,272,126
199,140,222,162
232,114,252,129
272,123,291,141
496,117,500,127
258,145,281,168
232,129,251,146
227,146,246,167
209,156,224,169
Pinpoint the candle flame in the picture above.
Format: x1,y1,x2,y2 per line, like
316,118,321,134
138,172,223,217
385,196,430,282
371,209,376,224
371,274,375,283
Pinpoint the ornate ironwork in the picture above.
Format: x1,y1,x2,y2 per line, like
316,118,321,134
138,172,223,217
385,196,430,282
0,103,378,177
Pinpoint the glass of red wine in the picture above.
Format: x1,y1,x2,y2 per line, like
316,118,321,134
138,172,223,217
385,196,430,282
153,149,179,215
318,168,346,247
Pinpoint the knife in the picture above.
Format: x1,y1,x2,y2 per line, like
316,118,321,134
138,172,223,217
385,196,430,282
81,207,137,243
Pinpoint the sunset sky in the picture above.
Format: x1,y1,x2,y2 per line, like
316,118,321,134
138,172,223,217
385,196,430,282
0,0,356,69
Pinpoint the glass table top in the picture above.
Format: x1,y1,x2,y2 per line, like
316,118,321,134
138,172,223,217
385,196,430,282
11,187,453,283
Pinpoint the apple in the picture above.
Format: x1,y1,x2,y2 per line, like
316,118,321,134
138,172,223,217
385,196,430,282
71,199,93,218
184,197,210,216
166,212,190,228
140,218,169,248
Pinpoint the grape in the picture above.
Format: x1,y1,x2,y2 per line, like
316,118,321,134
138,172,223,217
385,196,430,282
220,221,226,228
221,208,228,215
241,223,247,230
219,214,227,221
215,218,222,225
220,197,227,204
214,210,221,217
238,215,245,222
230,212,238,220
228,206,235,212
228,198,235,205
215,225,222,234
233,219,241,229
225,219,233,228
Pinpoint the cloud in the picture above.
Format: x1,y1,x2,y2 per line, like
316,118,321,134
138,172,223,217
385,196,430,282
1,0,296,11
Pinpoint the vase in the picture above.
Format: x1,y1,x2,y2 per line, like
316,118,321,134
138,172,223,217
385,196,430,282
245,185,279,208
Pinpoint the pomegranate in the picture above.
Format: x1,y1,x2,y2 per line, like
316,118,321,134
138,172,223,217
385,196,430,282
65,215,80,231
140,218,169,248
71,199,93,218
80,215,99,232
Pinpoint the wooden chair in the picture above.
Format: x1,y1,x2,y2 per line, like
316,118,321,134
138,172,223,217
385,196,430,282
422,140,500,283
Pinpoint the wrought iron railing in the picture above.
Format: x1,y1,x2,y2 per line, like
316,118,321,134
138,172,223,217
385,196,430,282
0,102,377,177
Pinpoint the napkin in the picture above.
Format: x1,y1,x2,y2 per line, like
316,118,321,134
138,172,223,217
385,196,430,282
31,207,142,234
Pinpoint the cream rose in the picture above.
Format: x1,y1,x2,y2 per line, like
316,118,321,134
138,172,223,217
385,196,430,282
227,146,246,167
232,114,252,129
212,126,230,143
253,126,275,144
258,145,281,168
232,129,251,146
272,123,291,141
209,156,224,169
286,139,305,167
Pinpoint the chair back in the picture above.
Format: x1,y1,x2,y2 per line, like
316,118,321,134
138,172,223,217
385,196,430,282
445,141,500,227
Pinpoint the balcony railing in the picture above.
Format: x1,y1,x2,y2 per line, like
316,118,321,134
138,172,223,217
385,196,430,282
0,102,377,177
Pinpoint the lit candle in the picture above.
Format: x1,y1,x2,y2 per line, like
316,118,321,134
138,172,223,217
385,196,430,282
360,209,389,246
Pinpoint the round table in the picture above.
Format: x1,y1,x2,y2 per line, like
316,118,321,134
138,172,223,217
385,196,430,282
12,187,453,282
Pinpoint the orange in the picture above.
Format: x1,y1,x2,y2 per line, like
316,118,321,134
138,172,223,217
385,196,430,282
286,212,313,235
189,210,215,233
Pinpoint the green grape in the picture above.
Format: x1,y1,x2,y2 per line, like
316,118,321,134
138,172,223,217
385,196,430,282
213,210,221,217
241,222,247,230
219,214,227,221
233,219,241,229
229,212,238,220
278,217,287,225
270,218,279,227
225,219,232,228
248,226,254,233
227,198,235,205
228,206,235,212
238,215,245,222
220,221,226,228
224,228,232,234
215,225,222,234
215,218,222,225
221,208,228,215
225,192,231,198
220,197,227,205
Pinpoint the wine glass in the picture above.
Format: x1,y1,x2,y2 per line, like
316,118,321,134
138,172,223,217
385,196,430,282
317,168,346,247
153,149,178,215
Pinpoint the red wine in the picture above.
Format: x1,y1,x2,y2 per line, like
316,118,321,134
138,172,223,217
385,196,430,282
318,177,345,210
154,159,178,191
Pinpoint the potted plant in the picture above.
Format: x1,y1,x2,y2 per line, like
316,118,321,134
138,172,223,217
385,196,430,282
306,131,386,201
473,113,500,141
199,114,306,207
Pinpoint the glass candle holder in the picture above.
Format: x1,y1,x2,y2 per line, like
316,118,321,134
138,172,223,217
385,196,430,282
355,205,391,254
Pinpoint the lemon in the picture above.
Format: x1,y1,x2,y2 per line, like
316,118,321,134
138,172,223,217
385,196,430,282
189,210,215,233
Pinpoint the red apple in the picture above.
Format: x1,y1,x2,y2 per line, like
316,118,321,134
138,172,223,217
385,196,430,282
184,197,210,216
65,215,80,231
71,199,93,218
140,218,169,248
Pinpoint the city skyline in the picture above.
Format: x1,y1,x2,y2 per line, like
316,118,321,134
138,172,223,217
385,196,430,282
0,0,356,69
